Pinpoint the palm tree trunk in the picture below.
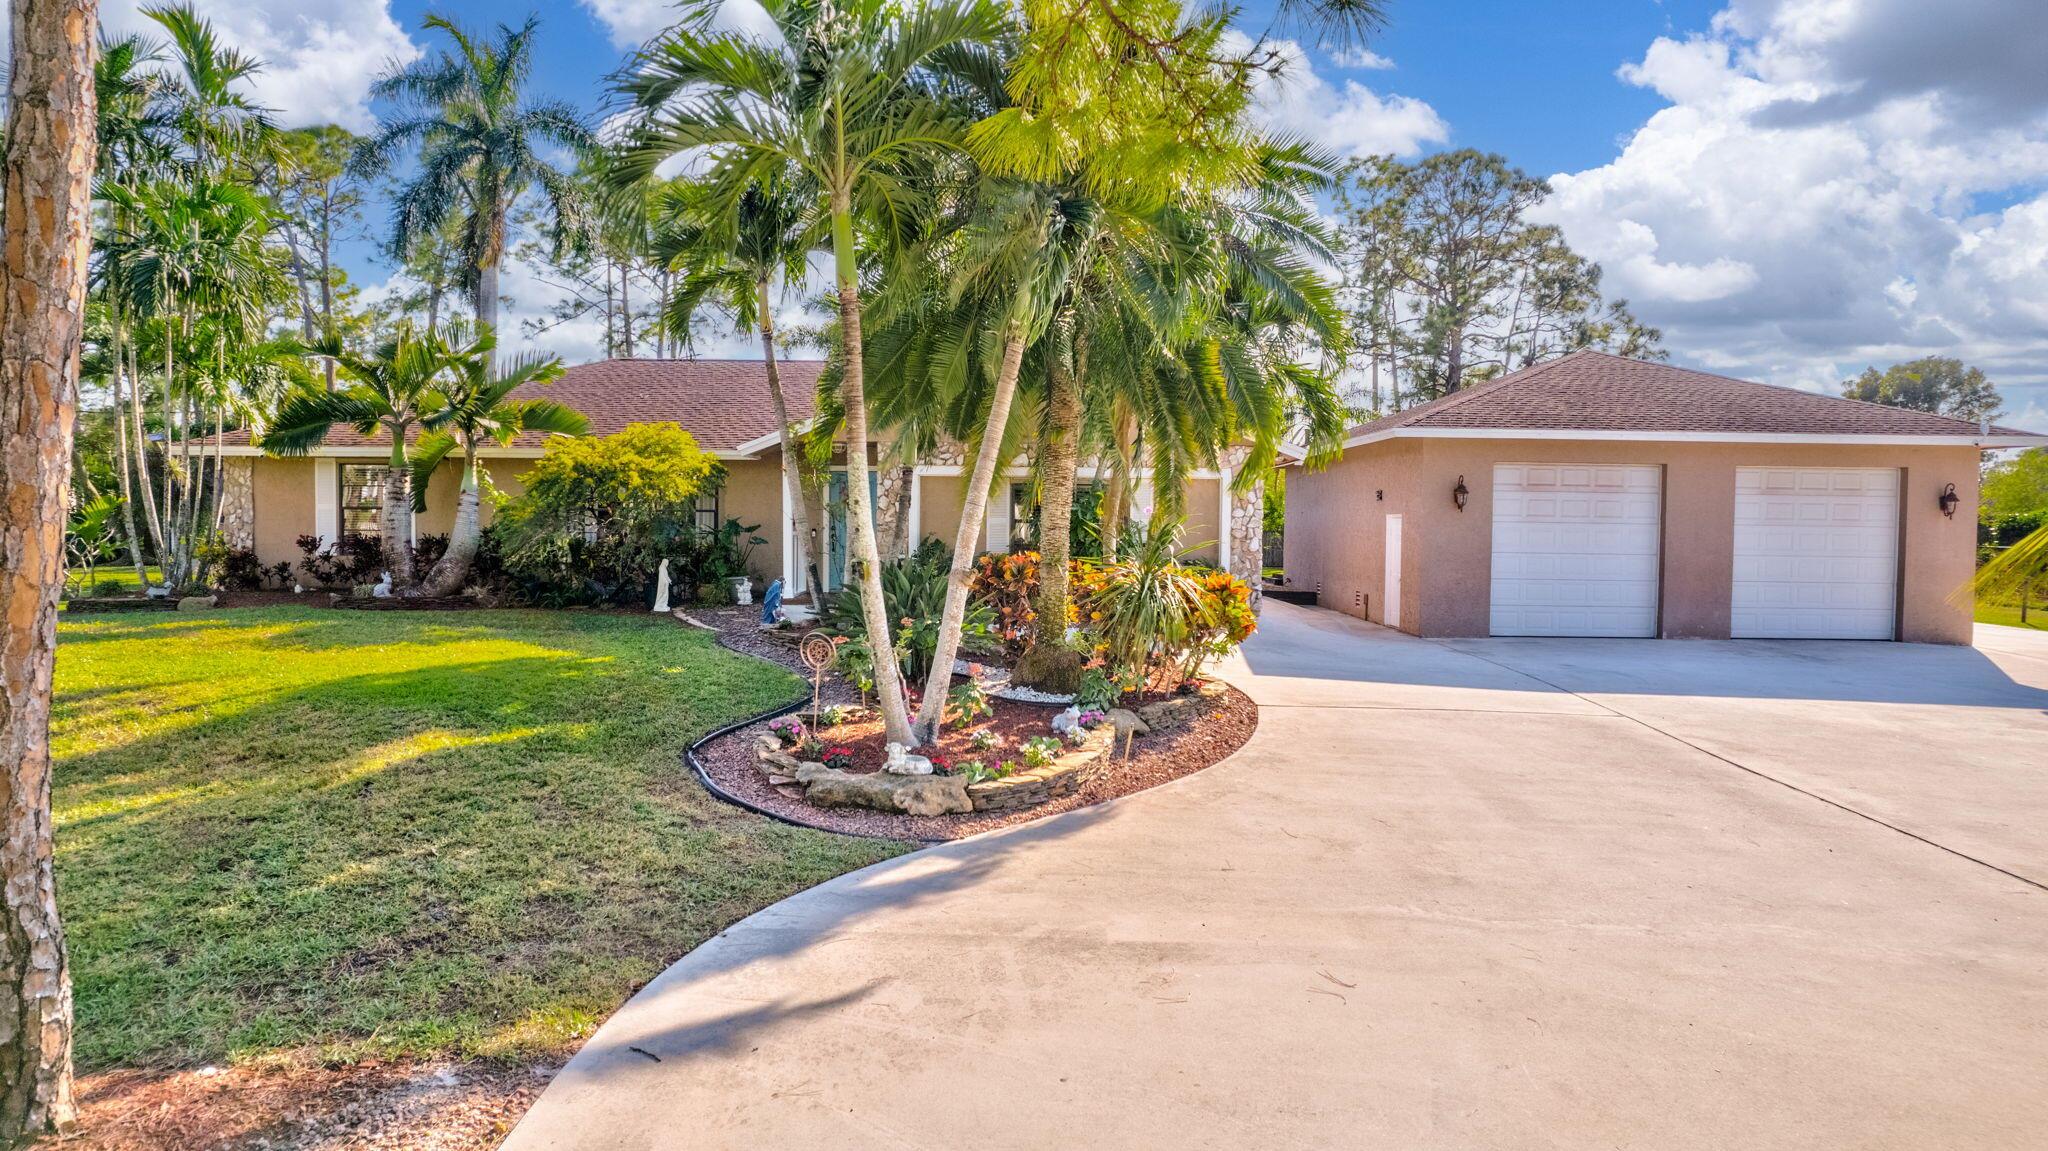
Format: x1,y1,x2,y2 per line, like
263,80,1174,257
420,447,481,596
109,319,151,588
1015,336,1085,692
759,288,823,597
913,328,1025,743
381,438,415,587
0,0,92,1130
127,344,164,557
1099,406,1137,562
831,191,913,745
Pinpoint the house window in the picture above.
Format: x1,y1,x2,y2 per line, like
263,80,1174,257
692,486,721,533
340,464,384,538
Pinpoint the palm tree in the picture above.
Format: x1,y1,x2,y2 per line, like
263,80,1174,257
614,0,1003,746
1004,140,1349,688
95,29,177,589
410,327,585,595
101,177,289,589
358,15,594,348
262,328,452,587
145,3,273,176
651,174,830,597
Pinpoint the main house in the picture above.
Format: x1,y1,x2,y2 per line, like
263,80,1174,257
1283,350,2045,644
215,358,1267,596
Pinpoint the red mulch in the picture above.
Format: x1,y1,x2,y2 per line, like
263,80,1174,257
46,1059,553,1151
699,683,1257,842
794,692,1059,774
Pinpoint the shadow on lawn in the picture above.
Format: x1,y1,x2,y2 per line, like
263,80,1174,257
51,630,841,1070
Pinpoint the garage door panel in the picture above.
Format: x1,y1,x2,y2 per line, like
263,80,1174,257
1731,466,1897,640
1491,463,1662,638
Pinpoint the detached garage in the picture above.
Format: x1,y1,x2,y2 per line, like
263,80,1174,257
1281,351,2045,645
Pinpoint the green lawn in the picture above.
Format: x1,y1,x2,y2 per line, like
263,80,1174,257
1976,601,2048,630
53,606,906,1069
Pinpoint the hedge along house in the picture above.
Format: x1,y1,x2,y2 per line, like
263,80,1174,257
215,358,1268,594
1282,351,2047,643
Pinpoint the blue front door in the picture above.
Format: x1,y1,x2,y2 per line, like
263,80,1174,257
826,470,880,592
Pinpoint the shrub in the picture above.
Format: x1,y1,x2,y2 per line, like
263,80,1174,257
1075,664,1120,711
821,746,855,771
817,703,856,727
971,550,1043,657
797,736,826,762
766,716,805,746
494,422,724,607
969,728,1000,752
1078,525,1257,690
947,681,992,724
216,547,268,590
297,533,384,588
824,541,995,683
1021,735,1061,768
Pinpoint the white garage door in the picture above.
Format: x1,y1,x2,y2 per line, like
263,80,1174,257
1731,467,1899,640
1490,464,1663,637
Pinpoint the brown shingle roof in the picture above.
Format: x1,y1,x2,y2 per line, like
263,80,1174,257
1346,350,2041,441
228,358,825,453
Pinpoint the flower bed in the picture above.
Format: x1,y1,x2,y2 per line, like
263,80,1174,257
687,604,1259,842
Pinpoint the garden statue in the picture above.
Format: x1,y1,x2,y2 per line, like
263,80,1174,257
883,741,934,776
760,578,784,626
729,576,754,605
653,558,672,613
371,571,392,598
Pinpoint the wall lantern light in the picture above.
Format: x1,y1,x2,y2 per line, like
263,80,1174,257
1938,483,1959,519
1452,475,1469,512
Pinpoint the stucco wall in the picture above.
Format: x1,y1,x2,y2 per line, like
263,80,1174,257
716,456,787,584
250,457,315,567
915,473,969,554
1281,439,1424,630
1289,437,1981,644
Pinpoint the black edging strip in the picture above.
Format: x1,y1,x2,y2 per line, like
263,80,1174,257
678,615,943,845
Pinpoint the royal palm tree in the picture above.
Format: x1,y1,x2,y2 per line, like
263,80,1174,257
358,15,594,346
262,328,453,587
410,327,584,595
652,173,830,597
614,0,1003,745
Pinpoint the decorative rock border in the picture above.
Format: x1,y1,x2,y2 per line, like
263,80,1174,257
964,726,1116,812
751,723,1119,817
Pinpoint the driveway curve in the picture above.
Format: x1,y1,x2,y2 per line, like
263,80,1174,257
506,604,2048,1150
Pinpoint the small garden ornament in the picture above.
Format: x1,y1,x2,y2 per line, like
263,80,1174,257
653,558,673,613
799,630,836,729
760,577,784,626
883,742,934,775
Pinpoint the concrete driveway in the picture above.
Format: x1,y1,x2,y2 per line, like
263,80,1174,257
505,605,2048,1150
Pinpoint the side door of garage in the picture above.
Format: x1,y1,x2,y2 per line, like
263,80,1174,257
1730,467,1899,640
1490,464,1664,637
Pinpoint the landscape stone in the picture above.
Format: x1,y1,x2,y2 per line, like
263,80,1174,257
801,767,973,816
175,595,217,612
1105,708,1150,738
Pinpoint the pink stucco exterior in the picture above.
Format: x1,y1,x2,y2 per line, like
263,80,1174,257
1282,437,1984,644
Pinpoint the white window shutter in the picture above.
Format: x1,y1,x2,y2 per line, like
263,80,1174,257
986,482,1010,554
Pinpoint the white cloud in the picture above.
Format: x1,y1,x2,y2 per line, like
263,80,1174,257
579,0,778,51
98,0,420,132
1329,46,1395,71
1242,36,1448,158
1535,0,2048,421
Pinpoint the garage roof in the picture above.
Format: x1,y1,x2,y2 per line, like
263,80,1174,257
1342,350,2045,448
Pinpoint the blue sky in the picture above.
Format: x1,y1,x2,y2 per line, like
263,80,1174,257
83,0,2048,425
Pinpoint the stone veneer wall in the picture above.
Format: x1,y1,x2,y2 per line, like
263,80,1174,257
219,457,255,550
1220,445,1263,608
